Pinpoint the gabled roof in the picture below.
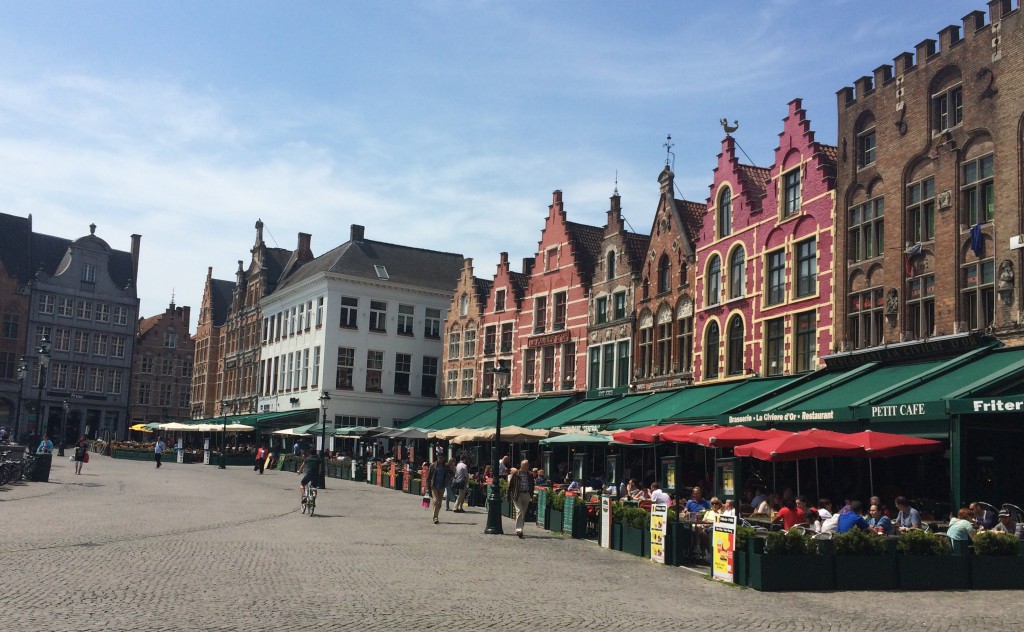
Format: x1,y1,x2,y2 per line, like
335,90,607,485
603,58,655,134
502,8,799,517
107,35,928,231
0,212,134,287
676,199,706,245
623,231,651,275
209,279,235,327
737,164,770,210
278,238,463,293
819,144,838,164
507,270,528,302
473,277,493,306
565,221,604,286
138,314,162,338
263,248,294,293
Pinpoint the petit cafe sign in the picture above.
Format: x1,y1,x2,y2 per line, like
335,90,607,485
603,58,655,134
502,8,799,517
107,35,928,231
869,403,926,417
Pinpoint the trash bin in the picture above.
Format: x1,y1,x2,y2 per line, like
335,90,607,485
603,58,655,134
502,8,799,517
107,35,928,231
30,452,53,482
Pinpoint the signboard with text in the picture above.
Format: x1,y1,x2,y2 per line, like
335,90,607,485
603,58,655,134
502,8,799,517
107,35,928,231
600,496,612,549
650,503,668,564
712,515,736,583
537,489,548,529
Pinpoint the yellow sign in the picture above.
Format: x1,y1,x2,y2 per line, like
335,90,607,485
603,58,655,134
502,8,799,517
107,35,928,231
650,504,668,564
712,515,736,582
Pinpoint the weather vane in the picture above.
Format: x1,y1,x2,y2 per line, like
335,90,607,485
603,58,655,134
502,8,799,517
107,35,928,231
664,134,675,169
720,118,739,135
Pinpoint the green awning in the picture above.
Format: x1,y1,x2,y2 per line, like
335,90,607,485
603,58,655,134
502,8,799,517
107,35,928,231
666,376,804,423
401,403,468,429
527,397,621,429
187,409,318,429
792,360,947,413
459,398,539,429
423,401,497,430
598,391,681,429
500,396,574,427
607,385,732,429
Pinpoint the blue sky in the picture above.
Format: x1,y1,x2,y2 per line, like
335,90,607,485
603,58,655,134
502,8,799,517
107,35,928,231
0,0,990,320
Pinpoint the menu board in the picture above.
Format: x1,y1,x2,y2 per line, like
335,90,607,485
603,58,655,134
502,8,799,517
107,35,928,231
563,493,576,533
537,489,548,529
650,503,668,564
712,514,736,583
600,496,612,548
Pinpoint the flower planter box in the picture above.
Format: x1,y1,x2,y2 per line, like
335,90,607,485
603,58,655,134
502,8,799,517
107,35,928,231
549,508,564,533
834,554,898,590
734,550,748,586
611,523,622,551
369,469,377,485
501,498,512,518
471,483,487,507
746,538,834,592
622,524,647,558
340,466,351,480
409,479,421,497
897,554,969,590
393,473,403,491
970,555,1024,589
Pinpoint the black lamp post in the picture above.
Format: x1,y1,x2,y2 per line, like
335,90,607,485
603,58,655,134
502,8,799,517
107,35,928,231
219,399,228,469
485,360,510,535
34,335,51,438
319,390,330,489
58,400,69,456
14,356,27,443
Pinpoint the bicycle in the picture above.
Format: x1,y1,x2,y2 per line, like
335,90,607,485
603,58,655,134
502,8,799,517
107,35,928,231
300,482,317,516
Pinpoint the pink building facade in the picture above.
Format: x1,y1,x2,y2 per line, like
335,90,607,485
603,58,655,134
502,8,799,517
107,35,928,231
694,99,836,382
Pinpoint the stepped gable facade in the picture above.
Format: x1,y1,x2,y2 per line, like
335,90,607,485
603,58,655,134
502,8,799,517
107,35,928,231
474,252,528,399
694,99,837,382
634,166,704,391
441,258,492,402
509,191,601,397
835,1,1024,350
586,190,650,396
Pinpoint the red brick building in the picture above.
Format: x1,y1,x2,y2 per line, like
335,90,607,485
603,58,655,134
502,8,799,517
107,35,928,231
477,252,527,397
835,2,1024,349
633,167,704,390
131,301,195,425
694,100,836,381
507,191,602,396
191,268,233,419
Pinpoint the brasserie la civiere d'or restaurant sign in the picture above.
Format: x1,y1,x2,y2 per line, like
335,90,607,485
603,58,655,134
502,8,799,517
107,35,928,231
725,398,1024,426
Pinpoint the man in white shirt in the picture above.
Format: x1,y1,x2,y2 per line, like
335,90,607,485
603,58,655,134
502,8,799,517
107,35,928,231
649,481,671,505
498,455,510,477
452,456,469,512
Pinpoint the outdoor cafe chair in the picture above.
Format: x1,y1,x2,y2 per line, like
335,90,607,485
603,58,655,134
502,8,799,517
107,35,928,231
933,532,955,552
1002,503,1024,522
812,532,833,540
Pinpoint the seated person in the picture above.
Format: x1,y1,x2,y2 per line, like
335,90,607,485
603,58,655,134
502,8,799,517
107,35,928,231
946,507,977,541
722,499,736,517
684,486,711,516
649,481,671,505
970,501,997,530
775,496,808,530
632,485,650,501
837,500,870,533
534,470,547,486
755,493,780,516
750,487,767,511
868,503,895,535
869,495,890,518
623,478,642,500
815,498,833,520
702,497,724,523
893,496,922,530
821,512,841,534
992,509,1023,539
806,509,822,533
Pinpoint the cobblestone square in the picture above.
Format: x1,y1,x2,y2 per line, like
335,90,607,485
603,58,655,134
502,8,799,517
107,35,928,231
0,454,1017,631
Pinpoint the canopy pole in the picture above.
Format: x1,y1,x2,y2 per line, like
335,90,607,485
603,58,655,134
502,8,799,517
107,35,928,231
815,457,820,501
796,460,801,497
869,458,875,498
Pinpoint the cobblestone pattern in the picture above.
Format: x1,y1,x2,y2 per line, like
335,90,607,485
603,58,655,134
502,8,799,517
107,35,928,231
0,456,1020,630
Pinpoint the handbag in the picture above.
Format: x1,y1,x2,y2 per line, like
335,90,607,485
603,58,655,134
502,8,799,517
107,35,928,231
422,494,431,508
84,452,89,463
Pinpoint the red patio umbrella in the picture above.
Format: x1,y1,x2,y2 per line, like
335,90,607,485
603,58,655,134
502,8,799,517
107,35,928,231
835,430,943,497
734,431,858,462
611,430,645,444
631,423,708,444
735,430,860,497
837,430,942,458
658,424,721,444
688,426,788,449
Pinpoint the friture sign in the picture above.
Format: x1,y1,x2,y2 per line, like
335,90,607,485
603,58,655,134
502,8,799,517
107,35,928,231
527,331,572,348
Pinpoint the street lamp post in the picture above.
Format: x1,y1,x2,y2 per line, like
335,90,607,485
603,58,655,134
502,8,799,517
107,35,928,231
319,390,330,489
484,360,510,535
219,399,228,469
14,356,27,443
34,335,51,439
58,400,69,457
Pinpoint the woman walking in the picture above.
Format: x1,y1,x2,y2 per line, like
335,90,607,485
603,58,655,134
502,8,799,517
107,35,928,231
73,438,88,475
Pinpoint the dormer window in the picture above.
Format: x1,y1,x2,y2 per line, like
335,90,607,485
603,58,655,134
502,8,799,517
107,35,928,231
374,265,390,280
82,264,96,283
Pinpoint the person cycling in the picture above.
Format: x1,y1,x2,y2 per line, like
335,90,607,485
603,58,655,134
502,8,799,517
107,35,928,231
297,449,322,501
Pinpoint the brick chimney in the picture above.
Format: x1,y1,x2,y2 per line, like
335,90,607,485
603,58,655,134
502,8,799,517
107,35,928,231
296,232,313,262
350,225,365,242
130,233,141,286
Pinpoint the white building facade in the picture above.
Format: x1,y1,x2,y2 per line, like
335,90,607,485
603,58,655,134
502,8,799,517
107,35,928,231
258,225,462,445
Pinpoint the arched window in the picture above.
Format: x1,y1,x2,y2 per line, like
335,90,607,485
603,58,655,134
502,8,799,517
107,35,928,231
727,316,744,376
657,255,670,294
606,250,616,281
459,293,469,317
718,188,732,238
707,256,721,306
729,247,745,299
704,321,720,379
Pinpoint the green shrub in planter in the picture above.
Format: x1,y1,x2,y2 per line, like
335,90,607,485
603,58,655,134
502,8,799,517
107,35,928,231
765,528,813,555
620,505,649,530
970,531,1024,589
550,491,565,511
611,501,624,524
620,507,649,557
897,529,968,589
834,528,885,556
